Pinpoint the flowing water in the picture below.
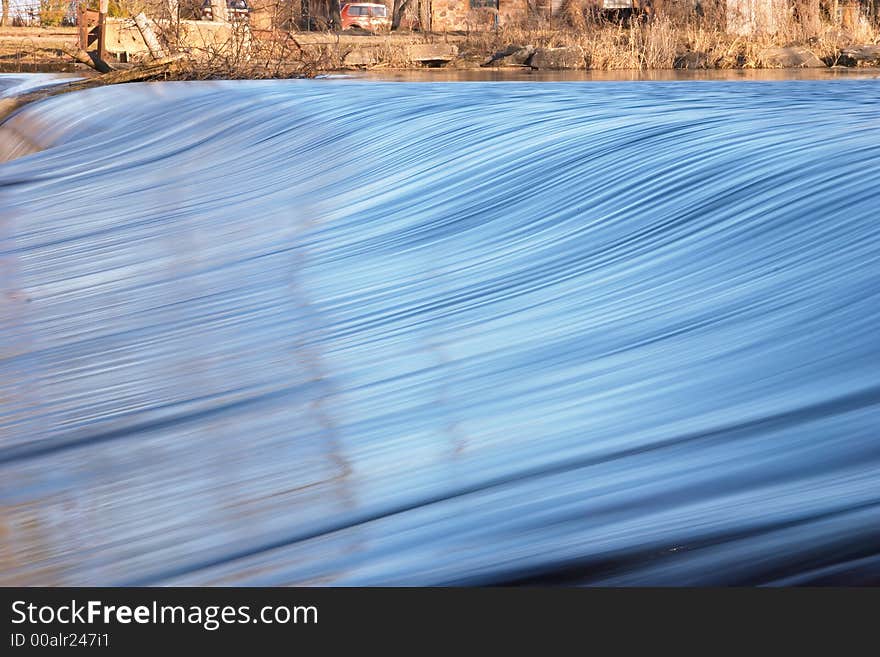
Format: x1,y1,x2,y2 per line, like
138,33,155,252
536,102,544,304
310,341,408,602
1,75,879,585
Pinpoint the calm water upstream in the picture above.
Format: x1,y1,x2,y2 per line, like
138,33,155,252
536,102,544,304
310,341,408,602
0,75,879,585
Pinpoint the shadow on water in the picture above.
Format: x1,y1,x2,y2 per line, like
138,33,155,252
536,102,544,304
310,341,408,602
1,74,879,585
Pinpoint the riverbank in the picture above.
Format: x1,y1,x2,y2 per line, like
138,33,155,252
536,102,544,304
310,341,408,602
2,20,879,76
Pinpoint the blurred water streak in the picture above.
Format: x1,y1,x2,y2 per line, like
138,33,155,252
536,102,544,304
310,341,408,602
0,77,879,585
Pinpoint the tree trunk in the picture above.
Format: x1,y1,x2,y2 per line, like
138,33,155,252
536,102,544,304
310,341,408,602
62,45,113,73
301,0,310,30
1,1,9,28
392,0,413,29
135,12,167,59
328,0,342,28
419,0,431,31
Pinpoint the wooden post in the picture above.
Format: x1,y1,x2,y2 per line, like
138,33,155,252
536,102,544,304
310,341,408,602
78,4,88,51
134,12,167,59
98,0,109,63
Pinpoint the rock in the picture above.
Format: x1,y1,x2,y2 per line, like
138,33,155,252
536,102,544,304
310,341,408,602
342,47,381,68
529,46,585,70
838,45,880,67
406,43,458,64
674,51,709,70
448,54,488,69
759,46,826,69
481,44,536,67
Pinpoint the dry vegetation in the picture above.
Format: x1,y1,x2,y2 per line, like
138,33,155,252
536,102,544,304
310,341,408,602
1,0,879,75
464,0,880,69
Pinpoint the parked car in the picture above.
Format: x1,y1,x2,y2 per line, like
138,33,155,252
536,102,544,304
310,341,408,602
340,3,391,31
201,0,250,22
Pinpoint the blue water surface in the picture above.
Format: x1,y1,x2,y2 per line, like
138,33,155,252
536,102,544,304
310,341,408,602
0,78,878,585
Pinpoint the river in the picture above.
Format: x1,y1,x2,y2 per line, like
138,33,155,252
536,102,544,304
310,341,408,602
1,74,879,585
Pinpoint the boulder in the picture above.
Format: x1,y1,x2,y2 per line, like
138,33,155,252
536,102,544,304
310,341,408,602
672,52,711,70
759,46,826,68
674,51,710,70
447,54,488,69
529,46,585,70
838,45,880,67
481,44,536,67
342,47,381,67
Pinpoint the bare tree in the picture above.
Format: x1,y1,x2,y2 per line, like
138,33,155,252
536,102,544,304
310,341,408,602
0,1,8,28
419,0,431,30
391,0,413,29
328,0,342,27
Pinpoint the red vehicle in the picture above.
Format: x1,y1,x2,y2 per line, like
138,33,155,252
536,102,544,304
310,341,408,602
340,3,391,31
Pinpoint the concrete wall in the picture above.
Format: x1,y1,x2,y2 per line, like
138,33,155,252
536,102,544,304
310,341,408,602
104,17,233,59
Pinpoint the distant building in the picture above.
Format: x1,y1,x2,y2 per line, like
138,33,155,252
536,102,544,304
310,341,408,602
430,0,533,30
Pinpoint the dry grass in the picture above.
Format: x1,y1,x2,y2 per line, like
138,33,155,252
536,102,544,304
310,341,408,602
2,1,879,74
462,1,879,69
